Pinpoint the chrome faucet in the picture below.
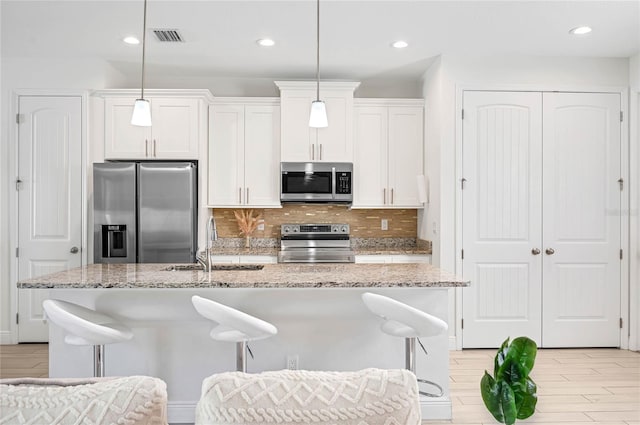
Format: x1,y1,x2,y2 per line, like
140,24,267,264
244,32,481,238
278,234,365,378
199,214,217,272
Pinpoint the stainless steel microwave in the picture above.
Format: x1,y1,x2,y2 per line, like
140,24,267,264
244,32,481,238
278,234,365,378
280,162,353,204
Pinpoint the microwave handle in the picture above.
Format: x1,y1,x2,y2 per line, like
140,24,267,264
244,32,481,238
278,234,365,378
331,167,336,199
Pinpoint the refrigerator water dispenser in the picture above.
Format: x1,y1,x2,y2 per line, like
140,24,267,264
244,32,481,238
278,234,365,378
102,225,127,258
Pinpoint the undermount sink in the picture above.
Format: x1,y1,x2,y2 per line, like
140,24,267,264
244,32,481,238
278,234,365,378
163,264,264,272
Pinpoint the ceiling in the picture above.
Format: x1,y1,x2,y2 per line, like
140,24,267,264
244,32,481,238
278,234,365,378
2,0,639,84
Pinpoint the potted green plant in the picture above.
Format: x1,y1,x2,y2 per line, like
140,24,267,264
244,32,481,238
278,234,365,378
480,336,538,425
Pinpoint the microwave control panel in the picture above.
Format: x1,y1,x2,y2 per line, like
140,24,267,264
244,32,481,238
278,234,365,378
336,172,352,194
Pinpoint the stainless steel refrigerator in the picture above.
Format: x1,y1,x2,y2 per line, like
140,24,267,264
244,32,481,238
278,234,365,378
93,162,197,263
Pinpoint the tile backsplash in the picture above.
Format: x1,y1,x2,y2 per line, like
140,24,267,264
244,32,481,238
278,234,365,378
211,205,418,238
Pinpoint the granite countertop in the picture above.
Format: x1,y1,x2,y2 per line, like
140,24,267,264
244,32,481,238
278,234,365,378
18,263,468,289
209,247,431,256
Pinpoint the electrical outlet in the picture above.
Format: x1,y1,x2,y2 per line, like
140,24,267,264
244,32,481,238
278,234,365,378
286,355,299,370
381,219,388,231
257,219,265,231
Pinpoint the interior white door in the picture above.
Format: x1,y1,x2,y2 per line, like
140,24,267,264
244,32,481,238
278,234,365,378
541,92,621,347
462,91,543,348
17,95,83,342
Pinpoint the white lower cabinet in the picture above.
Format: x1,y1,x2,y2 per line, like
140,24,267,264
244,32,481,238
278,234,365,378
353,100,424,208
355,255,431,264
210,255,277,264
208,99,281,207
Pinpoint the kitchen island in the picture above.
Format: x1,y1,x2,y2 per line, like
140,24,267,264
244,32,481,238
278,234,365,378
19,263,468,423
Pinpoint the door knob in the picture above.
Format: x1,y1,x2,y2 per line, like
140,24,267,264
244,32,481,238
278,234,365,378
70,246,79,254
545,248,555,255
531,248,541,255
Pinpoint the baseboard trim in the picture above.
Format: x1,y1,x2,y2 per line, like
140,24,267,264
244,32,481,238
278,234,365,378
420,396,452,420
0,331,15,345
168,397,452,424
167,401,197,424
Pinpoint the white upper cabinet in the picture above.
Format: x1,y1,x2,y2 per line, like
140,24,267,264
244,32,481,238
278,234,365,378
98,89,212,160
353,100,424,208
276,81,360,162
208,99,281,208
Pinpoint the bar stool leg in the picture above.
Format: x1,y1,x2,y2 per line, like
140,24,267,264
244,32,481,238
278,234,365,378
405,337,416,373
236,341,247,373
93,344,105,377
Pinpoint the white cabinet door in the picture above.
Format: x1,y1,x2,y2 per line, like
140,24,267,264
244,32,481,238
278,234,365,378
388,107,424,207
316,90,353,161
355,255,390,263
104,96,150,159
104,96,200,159
280,91,315,161
239,256,278,264
209,104,245,206
17,95,84,342
244,105,281,207
462,91,543,348
151,98,199,159
353,106,388,207
541,92,621,347
390,255,431,264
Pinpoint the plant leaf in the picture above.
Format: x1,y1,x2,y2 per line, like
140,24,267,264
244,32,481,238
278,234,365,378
499,381,518,425
513,377,538,419
481,371,505,423
507,337,538,375
494,337,510,376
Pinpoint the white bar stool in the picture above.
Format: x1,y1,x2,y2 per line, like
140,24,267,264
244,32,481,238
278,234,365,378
42,299,133,377
191,295,277,373
361,292,448,397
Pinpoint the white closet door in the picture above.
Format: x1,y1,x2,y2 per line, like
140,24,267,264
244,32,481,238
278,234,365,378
17,96,83,342
542,92,621,347
462,91,543,348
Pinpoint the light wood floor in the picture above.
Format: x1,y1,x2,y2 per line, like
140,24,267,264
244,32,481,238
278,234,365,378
0,345,638,424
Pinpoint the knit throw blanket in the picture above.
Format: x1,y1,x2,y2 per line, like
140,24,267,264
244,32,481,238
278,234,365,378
196,368,421,425
0,375,168,425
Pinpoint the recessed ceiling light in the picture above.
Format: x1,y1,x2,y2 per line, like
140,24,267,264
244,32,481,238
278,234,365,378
569,26,592,35
123,36,140,45
257,38,275,47
392,40,408,49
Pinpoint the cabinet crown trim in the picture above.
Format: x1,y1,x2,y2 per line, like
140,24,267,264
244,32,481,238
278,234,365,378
92,89,214,102
213,97,280,106
354,98,425,107
275,81,361,92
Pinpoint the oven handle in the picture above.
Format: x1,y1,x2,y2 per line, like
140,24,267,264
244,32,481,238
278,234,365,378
331,166,336,199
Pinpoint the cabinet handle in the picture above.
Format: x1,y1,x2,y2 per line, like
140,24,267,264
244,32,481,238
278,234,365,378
311,144,315,160
246,187,249,204
239,188,242,204
153,139,157,157
145,139,148,157
531,248,541,255
383,188,386,205
320,144,323,160
545,248,555,255
391,188,394,204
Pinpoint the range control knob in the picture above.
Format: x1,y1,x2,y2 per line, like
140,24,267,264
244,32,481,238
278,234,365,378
283,226,291,234
340,225,348,233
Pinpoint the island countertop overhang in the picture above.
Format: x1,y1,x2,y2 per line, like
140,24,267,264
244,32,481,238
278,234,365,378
17,263,469,289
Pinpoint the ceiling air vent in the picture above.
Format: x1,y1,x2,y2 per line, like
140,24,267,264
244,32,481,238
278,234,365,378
152,29,184,42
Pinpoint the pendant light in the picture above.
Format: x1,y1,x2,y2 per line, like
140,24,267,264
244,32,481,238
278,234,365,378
309,0,328,128
131,0,151,126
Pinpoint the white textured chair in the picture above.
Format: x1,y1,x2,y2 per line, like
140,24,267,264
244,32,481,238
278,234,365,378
0,375,168,425
42,299,133,377
196,368,421,425
361,292,448,397
191,295,277,372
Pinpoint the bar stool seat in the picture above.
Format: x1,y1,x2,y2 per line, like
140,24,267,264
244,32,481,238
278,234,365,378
191,295,277,372
361,292,448,397
42,299,133,377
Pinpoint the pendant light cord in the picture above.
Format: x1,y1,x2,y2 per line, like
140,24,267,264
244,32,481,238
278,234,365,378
315,0,320,101
140,0,148,99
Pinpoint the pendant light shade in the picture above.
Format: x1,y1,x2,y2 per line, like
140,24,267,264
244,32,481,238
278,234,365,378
131,99,152,126
131,0,151,127
309,100,328,127
309,0,328,128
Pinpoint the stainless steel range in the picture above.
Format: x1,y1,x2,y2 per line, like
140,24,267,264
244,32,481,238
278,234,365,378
278,224,355,263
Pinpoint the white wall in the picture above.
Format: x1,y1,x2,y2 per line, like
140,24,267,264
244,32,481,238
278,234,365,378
421,55,631,348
